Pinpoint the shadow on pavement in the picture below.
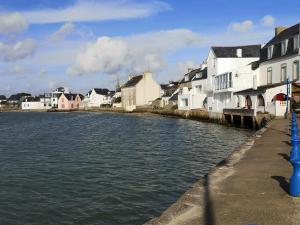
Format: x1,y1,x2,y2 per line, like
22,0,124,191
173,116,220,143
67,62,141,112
271,176,289,194
278,153,290,162
203,174,215,225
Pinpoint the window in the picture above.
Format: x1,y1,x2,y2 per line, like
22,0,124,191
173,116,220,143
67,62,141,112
71,104,73,108
183,98,188,107
267,67,272,84
267,45,273,59
62,98,64,102
281,39,288,55
293,60,300,80
257,95,265,107
281,63,287,82
294,35,300,51
184,75,189,82
229,72,232,88
62,104,65,109
195,72,202,79
196,85,202,94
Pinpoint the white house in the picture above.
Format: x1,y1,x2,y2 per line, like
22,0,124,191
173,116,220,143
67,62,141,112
205,45,261,114
83,88,114,108
50,87,69,108
160,82,179,108
22,97,52,110
232,24,300,117
121,71,160,111
178,66,208,110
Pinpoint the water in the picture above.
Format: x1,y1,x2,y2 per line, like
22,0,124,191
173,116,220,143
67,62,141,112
0,112,253,225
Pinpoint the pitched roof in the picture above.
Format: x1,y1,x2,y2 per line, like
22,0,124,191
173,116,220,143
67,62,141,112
234,82,286,95
264,24,299,48
211,45,261,58
94,88,110,95
180,67,207,83
122,75,143,88
169,92,178,101
63,93,79,101
8,93,31,101
160,84,169,90
0,95,6,100
260,24,300,62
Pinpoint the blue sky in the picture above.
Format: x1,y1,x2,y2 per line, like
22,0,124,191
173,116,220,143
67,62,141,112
0,0,299,96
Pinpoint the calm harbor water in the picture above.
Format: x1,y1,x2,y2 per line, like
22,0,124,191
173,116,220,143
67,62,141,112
0,112,253,225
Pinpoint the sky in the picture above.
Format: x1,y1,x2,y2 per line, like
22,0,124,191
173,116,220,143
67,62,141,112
0,0,299,96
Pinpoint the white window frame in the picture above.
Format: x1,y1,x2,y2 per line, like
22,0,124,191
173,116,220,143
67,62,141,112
293,60,300,80
267,67,272,84
281,39,288,55
294,35,300,51
267,45,273,59
280,63,287,82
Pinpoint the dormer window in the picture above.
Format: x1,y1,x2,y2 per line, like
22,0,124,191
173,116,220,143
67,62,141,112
281,39,288,55
294,35,300,51
184,75,189,82
195,72,202,79
267,45,273,59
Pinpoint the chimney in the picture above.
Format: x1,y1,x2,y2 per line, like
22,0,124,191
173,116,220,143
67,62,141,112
128,74,133,80
143,71,152,79
275,26,287,36
236,48,242,57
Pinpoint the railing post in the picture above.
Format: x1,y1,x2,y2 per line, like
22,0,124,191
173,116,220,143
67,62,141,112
290,111,300,196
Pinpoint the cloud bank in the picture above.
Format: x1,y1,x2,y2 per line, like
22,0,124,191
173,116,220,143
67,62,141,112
0,12,28,34
67,29,202,75
23,0,171,24
0,39,37,61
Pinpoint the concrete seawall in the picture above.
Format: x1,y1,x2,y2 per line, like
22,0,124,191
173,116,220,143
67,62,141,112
144,119,299,225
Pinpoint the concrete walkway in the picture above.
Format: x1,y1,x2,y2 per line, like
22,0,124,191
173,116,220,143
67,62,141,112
145,119,300,225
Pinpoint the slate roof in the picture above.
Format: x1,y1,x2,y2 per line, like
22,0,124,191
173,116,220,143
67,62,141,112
180,67,208,83
0,95,6,100
212,45,261,58
260,23,300,63
8,93,31,101
234,82,287,95
24,97,40,102
94,88,110,95
160,84,169,90
169,92,178,101
122,75,143,88
63,93,79,101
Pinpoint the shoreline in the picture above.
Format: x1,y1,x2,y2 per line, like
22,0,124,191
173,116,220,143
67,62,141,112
144,121,269,225
1,108,261,130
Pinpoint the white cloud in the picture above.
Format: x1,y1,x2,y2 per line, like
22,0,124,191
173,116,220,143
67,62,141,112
260,15,275,27
0,12,28,34
50,22,76,41
229,20,254,32
0,39,37,61
23,0,171,24
67,29,202,75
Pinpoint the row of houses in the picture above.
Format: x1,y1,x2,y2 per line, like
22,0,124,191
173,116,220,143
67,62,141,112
160,24,300,127
1,24,300,127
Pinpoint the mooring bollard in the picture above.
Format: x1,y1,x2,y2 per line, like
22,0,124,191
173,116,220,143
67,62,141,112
290,159,300,196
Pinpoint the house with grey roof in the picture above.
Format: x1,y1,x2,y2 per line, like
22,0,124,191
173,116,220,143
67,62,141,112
231,24,300,118
178,65,208,110
205,44,261,116
82,88,115,108
121,71,160,111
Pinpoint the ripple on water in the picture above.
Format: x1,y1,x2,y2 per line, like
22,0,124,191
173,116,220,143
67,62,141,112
0,112,253,225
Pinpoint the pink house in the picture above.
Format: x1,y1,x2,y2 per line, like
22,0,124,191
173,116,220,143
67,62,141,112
58,93,83,110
